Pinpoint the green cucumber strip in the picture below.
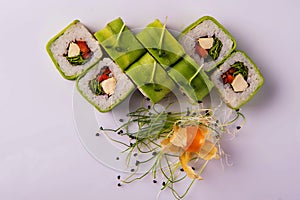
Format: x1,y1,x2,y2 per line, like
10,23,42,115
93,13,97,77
126,53,175,103
94,17,146,71
136,19,185,68
168,55,214,102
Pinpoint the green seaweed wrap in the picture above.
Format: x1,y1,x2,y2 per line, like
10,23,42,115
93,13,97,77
126,53,175,103
94,17,146,71
136,19,185,68
168,55,214,102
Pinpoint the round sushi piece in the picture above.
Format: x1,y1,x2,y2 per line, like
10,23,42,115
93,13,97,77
179,16,236,72
46,20,102,80
211,51,264,109
76,58,135,112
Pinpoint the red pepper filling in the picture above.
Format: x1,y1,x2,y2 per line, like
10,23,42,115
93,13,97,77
76,40,91,59
97,67,111,83
195,43,208,58
221,68,236,84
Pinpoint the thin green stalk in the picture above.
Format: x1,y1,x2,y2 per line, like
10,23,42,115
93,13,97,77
158,16,168,57
188,64,204,86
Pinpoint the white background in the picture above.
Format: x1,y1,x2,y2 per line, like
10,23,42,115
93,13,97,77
1,0,300,199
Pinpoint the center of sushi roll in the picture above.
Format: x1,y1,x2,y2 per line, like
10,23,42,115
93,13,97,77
221,61,249,92
64,40,92,65
88,66,117,96
195,36,222,61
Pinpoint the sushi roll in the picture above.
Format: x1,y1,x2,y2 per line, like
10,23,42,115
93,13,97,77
179,16,236,72
126,53,175,103
136,19,186,68
76,58,135,112
46,20,102,80
168,55,214,102
94,17,146,71
211,51,264,109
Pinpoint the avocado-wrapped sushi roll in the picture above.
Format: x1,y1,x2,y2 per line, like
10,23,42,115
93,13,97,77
94,17,146,71
126,53,175,103
179,16,236,72
76,58,135,112
168,55,214,102
211,51,264,109
136,19,185,68
46,20,102,80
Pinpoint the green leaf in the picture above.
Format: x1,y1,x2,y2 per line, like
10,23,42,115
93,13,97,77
89,79,102,95
66,54,87,66
231,61,248,80
208,37,223,60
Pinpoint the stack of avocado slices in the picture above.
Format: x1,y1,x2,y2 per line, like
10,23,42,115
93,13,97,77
94,17,213,104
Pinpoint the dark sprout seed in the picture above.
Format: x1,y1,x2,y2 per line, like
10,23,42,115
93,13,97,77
117,183,122,187
167,112,172,115
119,130,123,134
162,182,166,186
119,119,124,122
133,153,138,157
129,135,136,139
153,180,157,183
116,157,120,160
135,161,140,166
100,126,103,130
152,151,157,156
236,126,241,130
146,98,150,101
197,100,203,104
235,109,240,112
147,105,151,109
192,167,195,170
180,168,184,172
216,120,219,123
95,133,100,136
117,175,121,180
130,142,133,146
131,169,135,172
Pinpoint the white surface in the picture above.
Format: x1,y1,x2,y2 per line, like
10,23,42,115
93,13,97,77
1,0,300,200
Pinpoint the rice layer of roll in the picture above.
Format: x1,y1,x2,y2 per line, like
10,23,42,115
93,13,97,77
76,58,135,112
179,16,236,72
211,51,264,109
126,53,175,103
94,17,146,71
46,20,102,80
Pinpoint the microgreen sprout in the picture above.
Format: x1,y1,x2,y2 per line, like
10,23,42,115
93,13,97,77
100,104,245,199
